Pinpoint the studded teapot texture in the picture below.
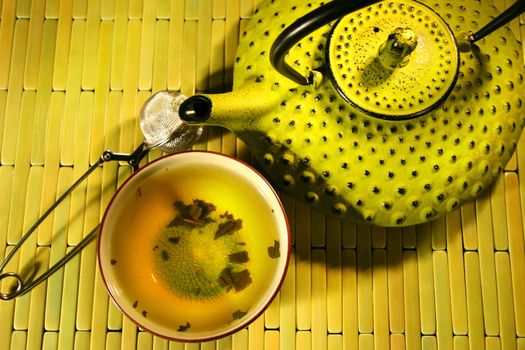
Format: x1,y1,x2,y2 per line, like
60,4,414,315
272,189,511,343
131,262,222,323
225,0,525,226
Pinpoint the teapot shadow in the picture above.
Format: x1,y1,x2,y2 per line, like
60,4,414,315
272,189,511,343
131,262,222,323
292,204,470,271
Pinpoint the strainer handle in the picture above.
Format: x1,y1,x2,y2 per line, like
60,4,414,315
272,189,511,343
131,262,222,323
0,147,148,300
270,0,381,85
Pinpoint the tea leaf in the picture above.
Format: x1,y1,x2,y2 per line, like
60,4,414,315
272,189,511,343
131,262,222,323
170,200,216,228
168,237,180,244
142,310,148,317
215,219,243,239
133,300,138,308
220,211,234,220
232,309,247,320
189,204,203,220
218,267,252,292
267,240,280,259
161,250,169,261
228,251,249,263
194,199,216,218
178,322,191,332
110,259,118,265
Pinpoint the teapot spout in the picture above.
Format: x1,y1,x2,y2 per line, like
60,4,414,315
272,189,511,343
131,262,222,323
179,85,281,130
178,95,213,123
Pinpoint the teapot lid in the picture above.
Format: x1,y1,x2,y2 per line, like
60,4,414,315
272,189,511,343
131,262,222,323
327,0,459,120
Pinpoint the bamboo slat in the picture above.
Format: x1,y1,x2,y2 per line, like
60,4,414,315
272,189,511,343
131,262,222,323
495,252,517,350
311,209,326,247
327,334,342,350
213,0,226,19
109,0,128,91
372,250,390,350
72,0,87,19
0,0,16,89
57,247,80,350
138,0,155,91
341,222,356,248
371,225,386,248
75,331,91,350
403,250,421,350
9,331,27,350
42,332,58,350
43,167,73,331
464,252,485,350
7,91,36,244
1,19,29,166
391,334,405,350
341,249,358,350
311,249,327,350
156,0,169,20
445,210,468,335
460,202,478,250
357,225,373,334
264,289,280,330
101,0,115,20
387,228,404,335
128,0,142,20
416,223,436,335
504,172,525,337
23,0,45,91
476,193,501,336
296,331,311,350
89,20,113,164
51,0,73,91
26,247,50,350
295,202,311,331
0,247,18,350
81,0,101,90
432,252,454,350
30,19,57,166
401,225,416,249
232,328,248,350
13,166,43,330
152,20,169,93
279,249,295,350
59,20,85,165
196,0,212,92
326,217,342,334
0,91,6,154
37,92,63,245
248,309,264,350
491,175,509,251
264,330,279,350
67,91,93,245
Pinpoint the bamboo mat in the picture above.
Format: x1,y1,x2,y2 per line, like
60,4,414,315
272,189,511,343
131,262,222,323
0,0,525,349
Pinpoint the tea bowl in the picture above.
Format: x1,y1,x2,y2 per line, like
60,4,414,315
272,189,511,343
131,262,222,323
98,151,290,342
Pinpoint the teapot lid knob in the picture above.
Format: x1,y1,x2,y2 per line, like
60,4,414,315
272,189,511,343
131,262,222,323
326,0,459,120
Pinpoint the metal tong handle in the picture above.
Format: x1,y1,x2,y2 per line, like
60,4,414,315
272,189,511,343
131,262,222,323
469,0,525,42
0,144,150,300
270,0,380,85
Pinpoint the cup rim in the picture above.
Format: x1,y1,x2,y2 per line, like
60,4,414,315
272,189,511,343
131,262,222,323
97,150,291,342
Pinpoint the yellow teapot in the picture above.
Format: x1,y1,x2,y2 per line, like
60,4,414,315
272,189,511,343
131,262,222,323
178,0,525,226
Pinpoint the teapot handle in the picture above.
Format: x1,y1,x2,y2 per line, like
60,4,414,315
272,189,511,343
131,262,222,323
270,0,525,86
468,0,525,42
270,0,380,85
